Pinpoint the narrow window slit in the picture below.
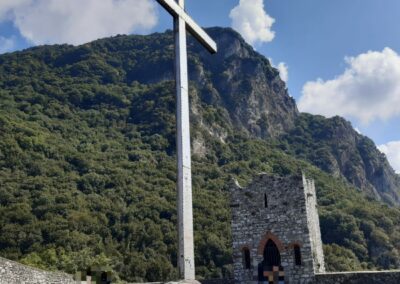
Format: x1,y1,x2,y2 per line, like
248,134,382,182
264,193,268,208
243,247,251,269
294,245,302,266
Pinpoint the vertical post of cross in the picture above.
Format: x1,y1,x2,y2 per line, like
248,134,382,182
174,0,195,280
155,0,217,281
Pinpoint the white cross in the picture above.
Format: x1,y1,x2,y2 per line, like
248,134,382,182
156,0,217,281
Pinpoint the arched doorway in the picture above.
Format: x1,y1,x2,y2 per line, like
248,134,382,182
264,239,281,266
258,239,285,283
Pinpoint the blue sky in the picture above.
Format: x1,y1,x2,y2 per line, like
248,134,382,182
1,0,399,172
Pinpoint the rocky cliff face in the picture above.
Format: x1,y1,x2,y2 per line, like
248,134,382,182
89,28,299,140
281,114,400,205
191,28,299,139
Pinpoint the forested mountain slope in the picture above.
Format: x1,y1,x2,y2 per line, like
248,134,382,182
280,114,400,206
0,28,399,282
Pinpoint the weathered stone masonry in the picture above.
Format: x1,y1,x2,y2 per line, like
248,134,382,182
230,174,324,284
0,256,75,284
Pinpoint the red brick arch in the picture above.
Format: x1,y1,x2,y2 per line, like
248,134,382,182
257,232,285,255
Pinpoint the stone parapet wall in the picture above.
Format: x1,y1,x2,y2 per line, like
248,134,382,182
0,257,75,284
130,280,234,284
201,279,234,284
315,271,400,284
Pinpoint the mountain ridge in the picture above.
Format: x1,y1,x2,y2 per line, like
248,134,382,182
0,27,399,281
279,113,400,205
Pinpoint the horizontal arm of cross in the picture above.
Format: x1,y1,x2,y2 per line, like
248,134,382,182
156,0,217,54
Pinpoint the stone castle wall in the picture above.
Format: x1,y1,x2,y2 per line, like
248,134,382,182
0,257,75,284
204,272,400,284
315,270,400,284
230,174,322,284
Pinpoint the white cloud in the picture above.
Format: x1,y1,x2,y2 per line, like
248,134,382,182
269,58,289,83
0,0,30,20
299,48,400,125
0,0,158,46
378,141,400,174
0,36,15,54
230,0,275,45
277,62,288,82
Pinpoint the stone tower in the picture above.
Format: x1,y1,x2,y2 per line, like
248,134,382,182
230,173,325,284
